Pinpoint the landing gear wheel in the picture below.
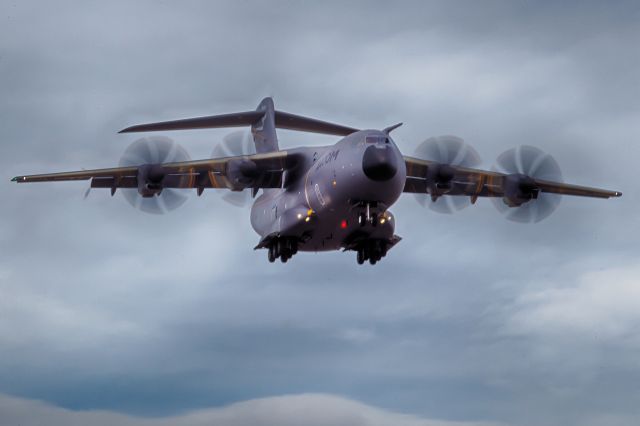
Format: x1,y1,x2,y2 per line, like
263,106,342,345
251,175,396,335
268,245,276,263
268,237,298,264
354,239,389,265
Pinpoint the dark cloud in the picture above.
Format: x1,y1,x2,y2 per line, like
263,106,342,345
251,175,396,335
1,1,638,426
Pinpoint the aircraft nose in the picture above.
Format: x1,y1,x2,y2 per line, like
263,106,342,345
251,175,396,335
362,144,398,181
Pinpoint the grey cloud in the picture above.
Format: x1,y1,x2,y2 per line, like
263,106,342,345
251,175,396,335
1,1,638,426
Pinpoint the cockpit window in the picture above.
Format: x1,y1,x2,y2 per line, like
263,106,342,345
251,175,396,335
365,135,389,144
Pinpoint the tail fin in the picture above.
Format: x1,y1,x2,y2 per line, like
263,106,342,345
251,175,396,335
251,97,279,153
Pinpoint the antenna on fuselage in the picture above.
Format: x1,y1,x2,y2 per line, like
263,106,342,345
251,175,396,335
383,123,403,134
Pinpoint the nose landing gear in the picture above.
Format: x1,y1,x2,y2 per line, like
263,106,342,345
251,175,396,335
357,202,383,227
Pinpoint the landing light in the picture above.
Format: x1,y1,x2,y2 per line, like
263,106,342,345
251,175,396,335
380,218,386,224
304,209,314,222
297,213,303,219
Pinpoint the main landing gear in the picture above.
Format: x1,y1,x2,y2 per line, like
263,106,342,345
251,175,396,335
355,240,388,265
267,237,298,263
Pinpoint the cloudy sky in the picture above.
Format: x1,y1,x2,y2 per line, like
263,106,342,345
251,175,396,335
1,1,638,425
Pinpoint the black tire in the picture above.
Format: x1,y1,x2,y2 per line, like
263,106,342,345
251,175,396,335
357,249,365,265
268,245,276,263
370,241,382,262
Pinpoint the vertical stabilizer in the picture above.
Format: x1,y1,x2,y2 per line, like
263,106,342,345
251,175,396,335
251,97,279,153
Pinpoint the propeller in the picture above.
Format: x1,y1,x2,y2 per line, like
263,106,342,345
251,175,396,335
491,145,563,223
413,135,482,213
119,136,191,214
211,130,256,207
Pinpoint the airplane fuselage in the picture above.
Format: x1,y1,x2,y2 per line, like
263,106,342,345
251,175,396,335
250,130,406,257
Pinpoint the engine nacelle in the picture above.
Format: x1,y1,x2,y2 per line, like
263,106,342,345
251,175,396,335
502,173,540,207
426,163,455,200
137,164,165,197
226,158,258,189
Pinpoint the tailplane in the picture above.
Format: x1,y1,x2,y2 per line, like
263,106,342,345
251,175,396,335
119,98,359,147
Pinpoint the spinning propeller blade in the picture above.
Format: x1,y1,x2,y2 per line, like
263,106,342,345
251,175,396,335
119,136,191,214
413,135,482,214
211,130,256,208
492,145,563,223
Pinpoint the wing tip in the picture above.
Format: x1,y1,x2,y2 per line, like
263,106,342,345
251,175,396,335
119,124,154,133
614,191,623,197
11,176,22,182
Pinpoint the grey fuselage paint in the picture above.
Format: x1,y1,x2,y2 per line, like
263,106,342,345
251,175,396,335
250,129,406,252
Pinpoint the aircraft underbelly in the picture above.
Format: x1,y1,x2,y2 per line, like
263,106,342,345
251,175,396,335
297,207,396,252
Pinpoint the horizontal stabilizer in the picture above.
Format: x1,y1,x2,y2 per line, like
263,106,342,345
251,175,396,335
120,109,359,136
119,111,264,133
274,111,358,136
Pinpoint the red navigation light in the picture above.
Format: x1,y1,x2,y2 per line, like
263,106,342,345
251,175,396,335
340,219,348,229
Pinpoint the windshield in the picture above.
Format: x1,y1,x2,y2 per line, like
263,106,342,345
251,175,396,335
365,135,389,144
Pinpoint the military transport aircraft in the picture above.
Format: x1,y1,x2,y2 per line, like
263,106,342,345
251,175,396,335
12,98,622,264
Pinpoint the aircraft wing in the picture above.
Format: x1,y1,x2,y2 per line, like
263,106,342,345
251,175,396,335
403,156,622,200
12,150,291,193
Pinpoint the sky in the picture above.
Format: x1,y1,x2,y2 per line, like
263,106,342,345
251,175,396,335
1,1,639,425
